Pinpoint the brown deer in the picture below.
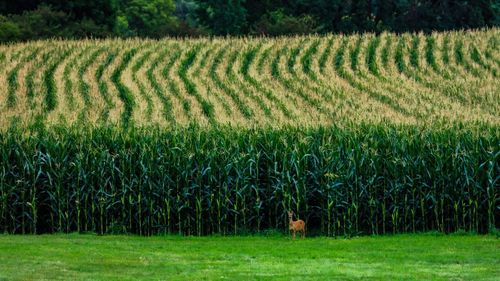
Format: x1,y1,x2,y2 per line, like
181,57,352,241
288,211,305,240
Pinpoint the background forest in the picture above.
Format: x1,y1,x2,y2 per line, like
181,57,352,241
1,0,499,42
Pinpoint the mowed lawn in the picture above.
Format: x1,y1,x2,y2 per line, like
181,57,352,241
0,234,498,280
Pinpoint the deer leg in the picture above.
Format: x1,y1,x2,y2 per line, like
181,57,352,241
292,230,296,240
301,228,305,239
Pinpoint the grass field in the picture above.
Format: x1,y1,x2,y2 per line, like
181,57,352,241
0,234,498,280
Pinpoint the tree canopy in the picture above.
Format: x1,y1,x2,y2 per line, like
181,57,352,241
0,0,498,42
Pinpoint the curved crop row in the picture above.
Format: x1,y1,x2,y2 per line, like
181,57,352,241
95,48,116,122
240,45,292,120
225,48,271,121
194,44,233,121
210,48,253,119
43,47,72,112
7,48,40,108
162,46,192,122
111,48,137,127
146,47,175,125
178,46,215,123
274,40,329,119
77,47,105,121
131,47,155,121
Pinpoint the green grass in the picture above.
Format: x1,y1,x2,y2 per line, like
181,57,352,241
0,234,498,280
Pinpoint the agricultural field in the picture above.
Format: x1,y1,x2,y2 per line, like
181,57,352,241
0,29,499,239
0,29,499,129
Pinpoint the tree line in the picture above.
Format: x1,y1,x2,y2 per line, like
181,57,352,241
1,0,499,42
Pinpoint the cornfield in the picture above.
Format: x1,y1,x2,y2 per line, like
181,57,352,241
0,29,498,236
0,29,499,128
0,125,498,236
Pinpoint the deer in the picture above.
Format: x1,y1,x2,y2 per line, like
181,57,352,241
288,211,305,240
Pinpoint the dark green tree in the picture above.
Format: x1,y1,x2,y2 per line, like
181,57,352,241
117,0,177,37
253,9,318,36
0,1,39,14
1,0,500,41
175,0,198,24
195,0,248,35
0,16,22,42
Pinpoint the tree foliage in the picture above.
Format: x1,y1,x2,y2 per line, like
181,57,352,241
195,0,247,35
0,0,499,42
118,0,176,37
